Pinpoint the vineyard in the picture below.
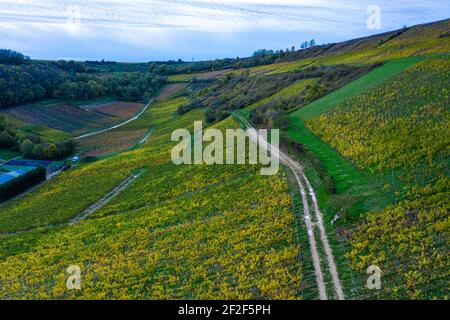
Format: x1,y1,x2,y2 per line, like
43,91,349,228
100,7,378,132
308,57,449,172
0,95,190,233
2,100,145,135
168,69,232,82
77,84,195,158
0,18,448,300
0,91,303,299
284,58,425,223
83,102,144,118
236,19,450,77
306,57,449,299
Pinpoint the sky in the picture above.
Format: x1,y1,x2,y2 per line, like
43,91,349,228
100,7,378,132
0,0,448,62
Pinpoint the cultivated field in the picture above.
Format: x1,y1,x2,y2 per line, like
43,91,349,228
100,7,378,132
307,57,449,299
168,69,233,82
0,92,303,300
82,101,144,118
2,100,145,135
76,84,185,158
0,18,448,300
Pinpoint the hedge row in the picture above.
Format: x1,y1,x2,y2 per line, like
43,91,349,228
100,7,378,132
0,167,46,202
280,134,336,194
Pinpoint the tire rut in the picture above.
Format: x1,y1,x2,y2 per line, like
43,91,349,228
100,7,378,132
234,112,344,300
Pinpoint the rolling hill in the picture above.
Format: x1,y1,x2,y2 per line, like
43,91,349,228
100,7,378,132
0,18,448,300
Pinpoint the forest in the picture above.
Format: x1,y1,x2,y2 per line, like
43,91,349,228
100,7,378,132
0,50,167,109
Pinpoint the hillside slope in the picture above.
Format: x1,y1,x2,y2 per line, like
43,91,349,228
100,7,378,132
0,19,448,300
0,89,303,299
306,57,449,299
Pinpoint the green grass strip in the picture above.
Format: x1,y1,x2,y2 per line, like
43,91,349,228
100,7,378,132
285,57,427,218
291,56,425,120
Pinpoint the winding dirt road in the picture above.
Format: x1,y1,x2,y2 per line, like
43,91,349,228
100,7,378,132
234,112,345,300
74,99,154,140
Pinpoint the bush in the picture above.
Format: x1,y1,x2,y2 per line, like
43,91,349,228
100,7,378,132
81,156,98,163
281,134,336,194
0,131,15,148
0,167,46,202
20,139,34,158
176,103,193,115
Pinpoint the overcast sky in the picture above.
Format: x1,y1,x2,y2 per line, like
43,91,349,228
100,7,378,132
0,0,448,62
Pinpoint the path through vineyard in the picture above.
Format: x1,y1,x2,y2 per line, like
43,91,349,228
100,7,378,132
74,99,155,140
68,170,143,224
234,112,345,300
0,171,143,237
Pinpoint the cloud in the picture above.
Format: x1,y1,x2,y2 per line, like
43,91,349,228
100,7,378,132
0,0,385,32
0,0,448,61
1,0,447,33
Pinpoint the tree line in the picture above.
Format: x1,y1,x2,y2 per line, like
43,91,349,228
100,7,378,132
0,167,47,203
151,39,319,76
0,50,167,109
0,117,76,160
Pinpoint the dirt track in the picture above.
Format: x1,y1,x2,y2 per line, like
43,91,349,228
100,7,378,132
234,113,345,300
69,171,143,224
0,171,142,237
75,99,154,140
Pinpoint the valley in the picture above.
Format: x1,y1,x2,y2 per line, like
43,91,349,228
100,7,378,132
0,18,448,300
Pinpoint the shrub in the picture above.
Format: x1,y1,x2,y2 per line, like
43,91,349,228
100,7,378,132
0,131,15,148
0,167,46,202
281,134,336,194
